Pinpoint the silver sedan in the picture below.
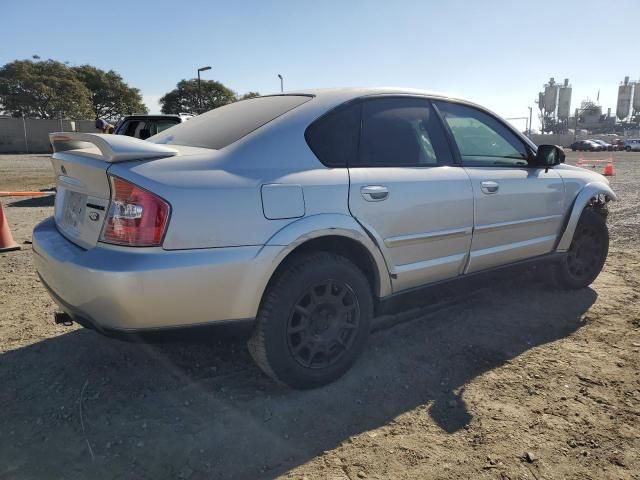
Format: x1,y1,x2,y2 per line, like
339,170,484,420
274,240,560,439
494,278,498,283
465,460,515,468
33,88,616,388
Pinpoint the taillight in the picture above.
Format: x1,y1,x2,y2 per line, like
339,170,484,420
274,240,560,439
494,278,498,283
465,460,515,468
100,176,170,247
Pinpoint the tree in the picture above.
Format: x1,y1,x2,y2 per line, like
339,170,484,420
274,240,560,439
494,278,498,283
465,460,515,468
73,65,147,121
0,59,93,118
239,91,261,100
160,79,236,114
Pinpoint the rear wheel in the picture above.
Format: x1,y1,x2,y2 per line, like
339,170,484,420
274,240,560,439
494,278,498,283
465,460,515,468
248,252,373,389
626,146,632,152
554,209,608,289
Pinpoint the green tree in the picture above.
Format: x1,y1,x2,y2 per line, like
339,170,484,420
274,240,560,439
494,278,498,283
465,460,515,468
160,79,236,114
73,65,147,121
239,91,261,100
0,59,93,118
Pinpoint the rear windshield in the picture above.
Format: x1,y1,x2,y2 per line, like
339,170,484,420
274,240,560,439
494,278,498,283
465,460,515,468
149,95,312,149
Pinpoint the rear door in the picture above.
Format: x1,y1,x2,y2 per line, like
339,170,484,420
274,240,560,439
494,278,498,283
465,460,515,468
434,100,565,273
348,97,474,292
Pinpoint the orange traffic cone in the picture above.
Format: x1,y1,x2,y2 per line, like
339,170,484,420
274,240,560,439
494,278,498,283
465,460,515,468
603,155,614,176
0,202,20,252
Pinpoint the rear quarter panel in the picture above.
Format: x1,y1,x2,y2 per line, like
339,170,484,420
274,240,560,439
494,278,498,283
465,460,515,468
109,109,351,250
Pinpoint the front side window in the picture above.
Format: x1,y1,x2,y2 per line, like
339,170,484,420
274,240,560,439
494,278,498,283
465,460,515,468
355,97,451,167
434,101,530,167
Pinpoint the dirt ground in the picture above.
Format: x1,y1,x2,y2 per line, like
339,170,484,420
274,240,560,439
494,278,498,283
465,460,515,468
0,151,638,480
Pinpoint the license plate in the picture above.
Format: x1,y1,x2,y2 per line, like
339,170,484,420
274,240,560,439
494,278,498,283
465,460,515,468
62,190,86,231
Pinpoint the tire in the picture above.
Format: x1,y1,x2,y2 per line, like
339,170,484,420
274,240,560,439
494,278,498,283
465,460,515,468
626,146,631,152
554,209,609,289
248,252,373,389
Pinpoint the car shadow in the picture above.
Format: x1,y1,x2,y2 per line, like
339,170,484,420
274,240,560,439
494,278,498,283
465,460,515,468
0,272,596,479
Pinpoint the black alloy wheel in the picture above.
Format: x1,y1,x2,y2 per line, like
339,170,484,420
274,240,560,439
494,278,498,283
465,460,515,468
286,280,360,369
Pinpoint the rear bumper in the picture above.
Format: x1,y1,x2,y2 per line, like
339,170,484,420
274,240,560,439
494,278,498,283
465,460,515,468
32,217,280,331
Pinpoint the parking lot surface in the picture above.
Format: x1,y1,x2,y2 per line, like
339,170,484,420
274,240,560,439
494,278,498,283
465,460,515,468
1,151,638,479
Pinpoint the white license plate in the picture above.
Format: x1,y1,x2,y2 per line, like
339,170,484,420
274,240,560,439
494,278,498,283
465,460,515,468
62,190,86,231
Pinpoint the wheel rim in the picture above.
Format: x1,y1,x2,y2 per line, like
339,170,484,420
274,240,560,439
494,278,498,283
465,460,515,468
286,280,360,369
566,224,604,280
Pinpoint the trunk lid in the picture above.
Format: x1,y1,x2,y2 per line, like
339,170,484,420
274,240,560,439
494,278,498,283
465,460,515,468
49,133,178,249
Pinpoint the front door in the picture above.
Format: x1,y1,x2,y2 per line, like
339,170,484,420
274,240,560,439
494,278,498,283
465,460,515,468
348,97,474,292
434,100,565,273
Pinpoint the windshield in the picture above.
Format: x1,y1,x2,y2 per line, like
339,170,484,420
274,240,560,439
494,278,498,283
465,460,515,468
149,95,312,149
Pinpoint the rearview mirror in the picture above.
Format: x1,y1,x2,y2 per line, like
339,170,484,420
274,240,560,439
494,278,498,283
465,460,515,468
534,144,565,168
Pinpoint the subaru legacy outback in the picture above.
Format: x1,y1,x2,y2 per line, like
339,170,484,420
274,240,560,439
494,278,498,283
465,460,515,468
33,88,616,388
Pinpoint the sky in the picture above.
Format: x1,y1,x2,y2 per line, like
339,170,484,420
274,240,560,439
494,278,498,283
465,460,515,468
2,0,638,130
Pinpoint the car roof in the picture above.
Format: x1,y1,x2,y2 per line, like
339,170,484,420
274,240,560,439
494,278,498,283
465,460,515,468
120,114,188,120
285,86,479,107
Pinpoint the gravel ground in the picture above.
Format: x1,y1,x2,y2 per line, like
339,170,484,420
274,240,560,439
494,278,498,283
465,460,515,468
0,152,638,480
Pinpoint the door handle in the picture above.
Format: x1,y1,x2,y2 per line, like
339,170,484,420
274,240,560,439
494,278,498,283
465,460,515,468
361,185,389,201
480,181,499,194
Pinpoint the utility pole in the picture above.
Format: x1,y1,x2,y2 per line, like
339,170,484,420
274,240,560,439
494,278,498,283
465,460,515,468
505,116,529,135
197,66,212,113
528,106,533,137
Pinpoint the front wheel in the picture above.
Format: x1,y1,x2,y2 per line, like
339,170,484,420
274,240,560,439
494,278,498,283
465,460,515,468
248,252,373,389
554,209,609,289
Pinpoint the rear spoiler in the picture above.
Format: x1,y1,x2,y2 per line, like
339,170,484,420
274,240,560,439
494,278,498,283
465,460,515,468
49,132,178,163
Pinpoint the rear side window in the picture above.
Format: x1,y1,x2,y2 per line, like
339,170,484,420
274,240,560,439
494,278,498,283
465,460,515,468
355,97,452,167
152,119,180,135
305,102,361,167
149,95,312,149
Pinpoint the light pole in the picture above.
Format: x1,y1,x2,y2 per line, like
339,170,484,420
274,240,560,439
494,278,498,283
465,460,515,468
528,106,533,137
197,66,212,113
277,74,283,93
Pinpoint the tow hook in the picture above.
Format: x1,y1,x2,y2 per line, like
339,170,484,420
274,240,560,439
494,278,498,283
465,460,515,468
54,312,73,326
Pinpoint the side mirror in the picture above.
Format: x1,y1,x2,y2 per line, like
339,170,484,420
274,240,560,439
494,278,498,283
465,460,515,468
534,144,565,168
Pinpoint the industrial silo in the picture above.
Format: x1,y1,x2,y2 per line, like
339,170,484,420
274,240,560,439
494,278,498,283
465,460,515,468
633,80,640,113
543,78,558,113
557,78,572,120
616,76,632,120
